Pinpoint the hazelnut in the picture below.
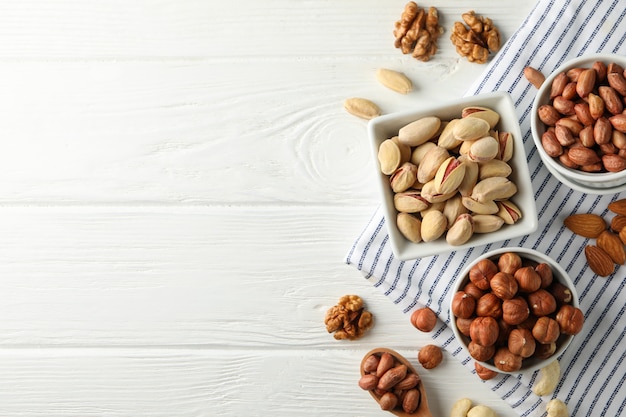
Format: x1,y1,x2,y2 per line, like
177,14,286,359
517,315,538,331
534,342,557,359
555,304,585,335
468,340,496,361
490,271,518,300
496,319,515,345
474,361,498,380
411,307,438,332
463,282,486,300
502,297,530,325
418,344,443,369
469,316,499,347
497,252,522,274
514,266,542,292
549,281,573,305
527,289,557,316
507,328,536,358
469,258,498,290
494,347,523,372
535,263,554,288
452,291,476,319
475,292,503,318
456,317,473,336
532,316,560,344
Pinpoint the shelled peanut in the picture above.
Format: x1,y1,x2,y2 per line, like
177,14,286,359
451,252,584,372
563,198,626,277
359,351,423,414
377,107,522,246
533,61,626,173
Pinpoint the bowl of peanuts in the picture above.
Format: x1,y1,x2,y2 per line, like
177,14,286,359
449,247,584,375
530,53,626,193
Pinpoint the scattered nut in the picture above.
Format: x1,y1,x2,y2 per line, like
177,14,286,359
324,295,373,340
532,360,560,396
474,362,498,380
450,397,473,417
376,68,413,94
450,11,501,64
393,2,443,61
524,66,546,89
418,344,443,369
343,97,381,119
411,307,438,332
546,399,569,417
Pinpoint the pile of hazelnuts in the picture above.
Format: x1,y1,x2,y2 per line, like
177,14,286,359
451,252,585,374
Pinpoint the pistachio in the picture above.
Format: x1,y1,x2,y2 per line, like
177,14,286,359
462,196,499,214
478,159,512,179
394,190,430,213
390,162,418,193
391,136,412,164
343,97,381,119
421,179,457,204
472,214,505,233
421,201,445,217
458,155,479,197
399,116,442,146
446,213,474,246
437,119,463,149
434,156,466,194
443,194,468,229
410,141,438,166
378,139,402,175
453,117,491,141
462,106,500,129
497,200,522,224
417,146,449,184
421,210,448,242
498,131,514,162
376,68,413,94
468,136,499,162
397,212,422,243
471,176,517,203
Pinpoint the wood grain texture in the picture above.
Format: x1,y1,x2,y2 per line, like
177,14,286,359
0,0,537,415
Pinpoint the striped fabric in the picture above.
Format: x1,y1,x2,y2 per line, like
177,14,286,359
346,1,626,416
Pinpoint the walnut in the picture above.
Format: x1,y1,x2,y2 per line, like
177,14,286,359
450,10,501,64
324,295,373,340
393,2,443,62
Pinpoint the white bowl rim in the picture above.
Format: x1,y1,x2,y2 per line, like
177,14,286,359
450,247,579,374
530,53,626,187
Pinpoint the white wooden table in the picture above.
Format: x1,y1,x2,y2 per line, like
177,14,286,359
0,1,539,415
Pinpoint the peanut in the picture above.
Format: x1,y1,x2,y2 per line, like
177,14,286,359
536,60,626,173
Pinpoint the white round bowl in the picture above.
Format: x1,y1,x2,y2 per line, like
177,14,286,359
530,53,626,194
450,247,580,374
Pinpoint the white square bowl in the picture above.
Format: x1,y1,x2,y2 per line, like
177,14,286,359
368,91,538,260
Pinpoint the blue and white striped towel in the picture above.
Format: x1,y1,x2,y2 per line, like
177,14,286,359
346,0,626,415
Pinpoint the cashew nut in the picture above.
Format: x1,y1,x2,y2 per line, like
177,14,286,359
532,360,560,396
546,399,569,417
467,405,498,417
450,398,473,417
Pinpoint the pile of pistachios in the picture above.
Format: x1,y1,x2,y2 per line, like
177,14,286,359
378,107,522,246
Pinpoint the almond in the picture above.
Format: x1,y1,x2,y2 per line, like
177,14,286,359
584,245,615,277
608,199,626,215
597,230,626,264
610,214,626,232
564,213,606,238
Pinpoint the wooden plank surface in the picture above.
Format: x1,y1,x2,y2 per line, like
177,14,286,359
0,0,537,415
